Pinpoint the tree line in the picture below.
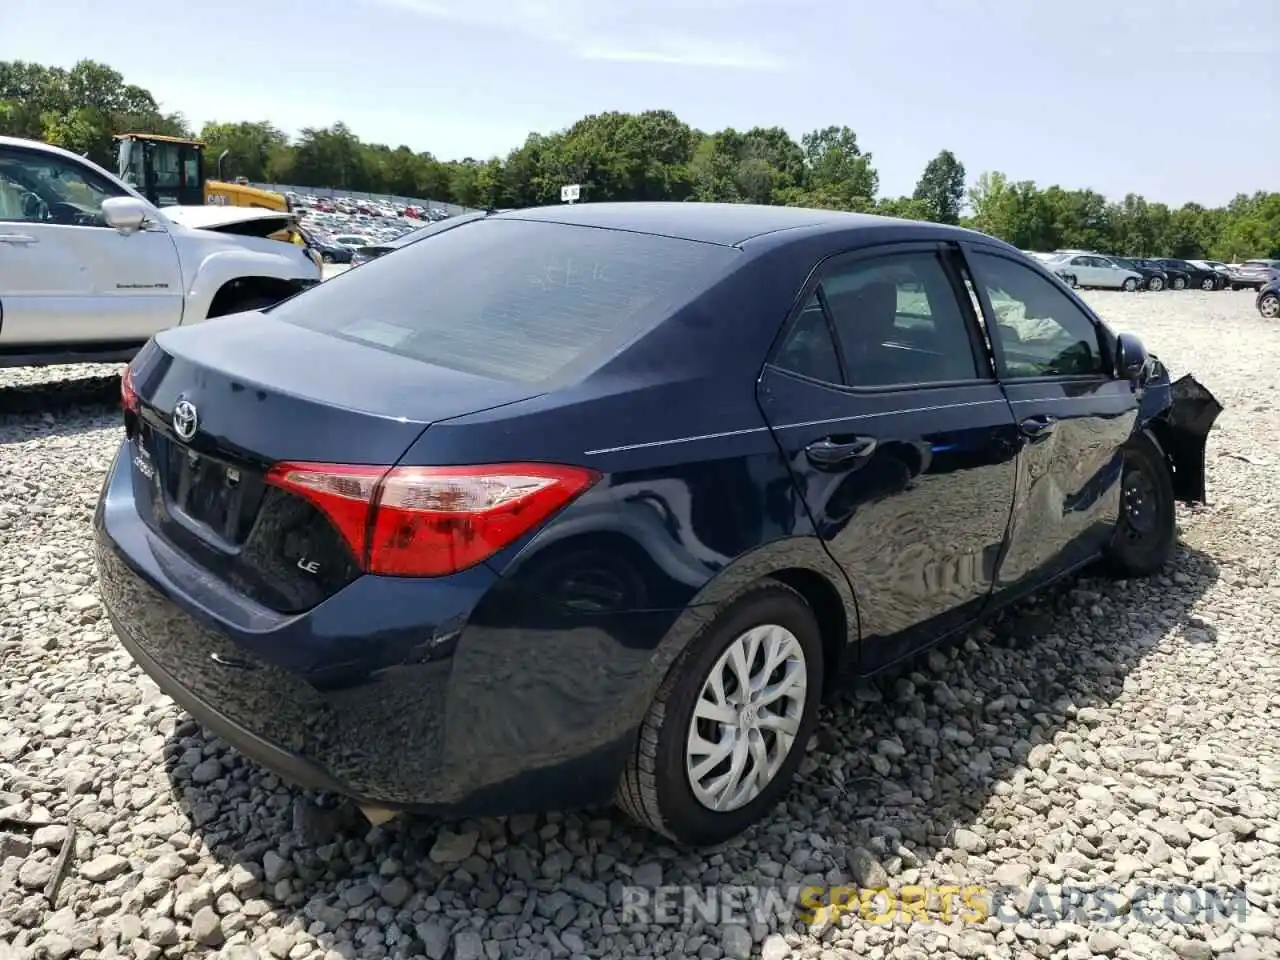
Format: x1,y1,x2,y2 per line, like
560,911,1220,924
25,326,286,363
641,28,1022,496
2,59,1277,260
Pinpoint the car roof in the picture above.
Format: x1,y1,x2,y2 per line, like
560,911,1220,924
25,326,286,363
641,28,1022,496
489,201,989,248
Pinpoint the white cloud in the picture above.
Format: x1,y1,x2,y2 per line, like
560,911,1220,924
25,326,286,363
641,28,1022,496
368,0,785,69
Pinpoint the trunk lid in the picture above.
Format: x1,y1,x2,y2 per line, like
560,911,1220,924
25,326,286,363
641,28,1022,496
126,312,540,612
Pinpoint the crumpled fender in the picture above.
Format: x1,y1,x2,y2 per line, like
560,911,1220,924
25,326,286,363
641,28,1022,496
1136,358,1223,503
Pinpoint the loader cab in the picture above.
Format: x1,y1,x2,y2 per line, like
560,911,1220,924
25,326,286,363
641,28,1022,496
115,134,205,208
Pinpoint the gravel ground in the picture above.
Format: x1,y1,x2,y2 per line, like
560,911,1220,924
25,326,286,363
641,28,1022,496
1,289,1277,960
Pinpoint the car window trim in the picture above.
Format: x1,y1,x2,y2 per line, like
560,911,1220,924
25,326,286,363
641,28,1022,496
763,362,997,398
958,242,1116,383
765,239,997,394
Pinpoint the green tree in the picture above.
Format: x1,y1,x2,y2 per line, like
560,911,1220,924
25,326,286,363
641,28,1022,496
912,149,965,224
798,125,878,210
199,121,290,182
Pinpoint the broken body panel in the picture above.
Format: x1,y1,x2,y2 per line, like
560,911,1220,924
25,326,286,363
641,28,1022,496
1138,361,1223,504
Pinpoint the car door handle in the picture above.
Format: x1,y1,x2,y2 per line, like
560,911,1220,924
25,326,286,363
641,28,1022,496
1019,415,1058,439
0,233,37,245
805,436,878,466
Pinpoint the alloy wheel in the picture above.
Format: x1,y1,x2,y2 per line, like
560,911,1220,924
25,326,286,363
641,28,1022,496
685,624,807,812
1261,295,1280,319
1149,277,1164,291
1201,278,1214,290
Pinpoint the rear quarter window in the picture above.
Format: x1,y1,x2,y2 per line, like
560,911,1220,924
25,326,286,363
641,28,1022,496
271,218,739,385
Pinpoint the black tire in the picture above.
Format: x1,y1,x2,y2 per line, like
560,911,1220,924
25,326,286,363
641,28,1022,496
1200,277,1215,291
321,252,334,263
1103,434,1176,578
1122,277,1138,292
615,580,824,847
1147,276,1165,292
226,294,283,315
1259,293,1280,320
1171,276,1187,290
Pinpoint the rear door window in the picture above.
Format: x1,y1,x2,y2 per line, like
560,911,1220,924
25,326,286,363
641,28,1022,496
272,218,738,385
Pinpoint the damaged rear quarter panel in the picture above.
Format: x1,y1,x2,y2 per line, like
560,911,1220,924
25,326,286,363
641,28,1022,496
1137,357,1224,504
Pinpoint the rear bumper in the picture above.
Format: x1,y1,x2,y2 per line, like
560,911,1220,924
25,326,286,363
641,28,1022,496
94,441,674,816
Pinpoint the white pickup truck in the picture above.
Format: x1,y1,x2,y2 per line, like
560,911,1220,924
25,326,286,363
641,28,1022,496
0,136,321,368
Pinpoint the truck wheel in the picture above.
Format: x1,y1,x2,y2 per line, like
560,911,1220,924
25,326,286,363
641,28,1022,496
616,581,824,847
1104,434,1176,578
225,294,284,315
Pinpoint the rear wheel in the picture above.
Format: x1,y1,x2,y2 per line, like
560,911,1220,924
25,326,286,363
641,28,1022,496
1260,293,1280,319
1148,276,1165,292
616,581,823,847
1104,435,1176,578
1122,277,1138,292
1171,276,1187,290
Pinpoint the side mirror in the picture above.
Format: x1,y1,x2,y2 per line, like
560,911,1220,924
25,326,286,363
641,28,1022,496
102,197,153,235
1115,332,1150,382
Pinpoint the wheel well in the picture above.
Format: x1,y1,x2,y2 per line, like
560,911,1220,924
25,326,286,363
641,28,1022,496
767,567,850,697
206,276,301,318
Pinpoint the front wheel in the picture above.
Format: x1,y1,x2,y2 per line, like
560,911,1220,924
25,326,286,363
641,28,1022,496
616,581,824,847
1122,277,1138,292
1200,277,1215,291
1171,277,1188,290
1259,292,1280,319
1104,435,1176,578
1147,276,1165,291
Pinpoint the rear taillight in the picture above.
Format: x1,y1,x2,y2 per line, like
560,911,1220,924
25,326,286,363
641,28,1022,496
121,366,140,415
265,461,600,577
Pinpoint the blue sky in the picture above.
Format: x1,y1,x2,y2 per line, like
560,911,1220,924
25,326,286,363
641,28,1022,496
3,0,1276,206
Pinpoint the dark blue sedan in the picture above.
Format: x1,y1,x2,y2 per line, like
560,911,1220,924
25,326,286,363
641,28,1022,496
96,203,1221,847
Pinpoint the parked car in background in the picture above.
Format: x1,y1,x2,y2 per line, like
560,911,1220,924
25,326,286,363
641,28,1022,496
1258,276,1280,319
96,203,1221,846
1106,256,1167,291
1027,253,1079,286
1229,260,1280,291
1047,253,1144,290
350,213,487,266
301,230,354,264
1152,258,1224,291
331,233,374,250
1188,260,1233,286
1132,258,1191,290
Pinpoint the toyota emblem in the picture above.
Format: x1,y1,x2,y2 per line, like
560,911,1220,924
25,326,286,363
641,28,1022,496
172,399,199,442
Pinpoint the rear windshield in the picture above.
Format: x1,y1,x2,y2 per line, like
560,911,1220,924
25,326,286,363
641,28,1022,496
272,218,738,384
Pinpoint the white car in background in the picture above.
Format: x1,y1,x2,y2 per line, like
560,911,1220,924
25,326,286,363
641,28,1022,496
0,136,320,368
331,234,374,249
1043,253,1144,291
